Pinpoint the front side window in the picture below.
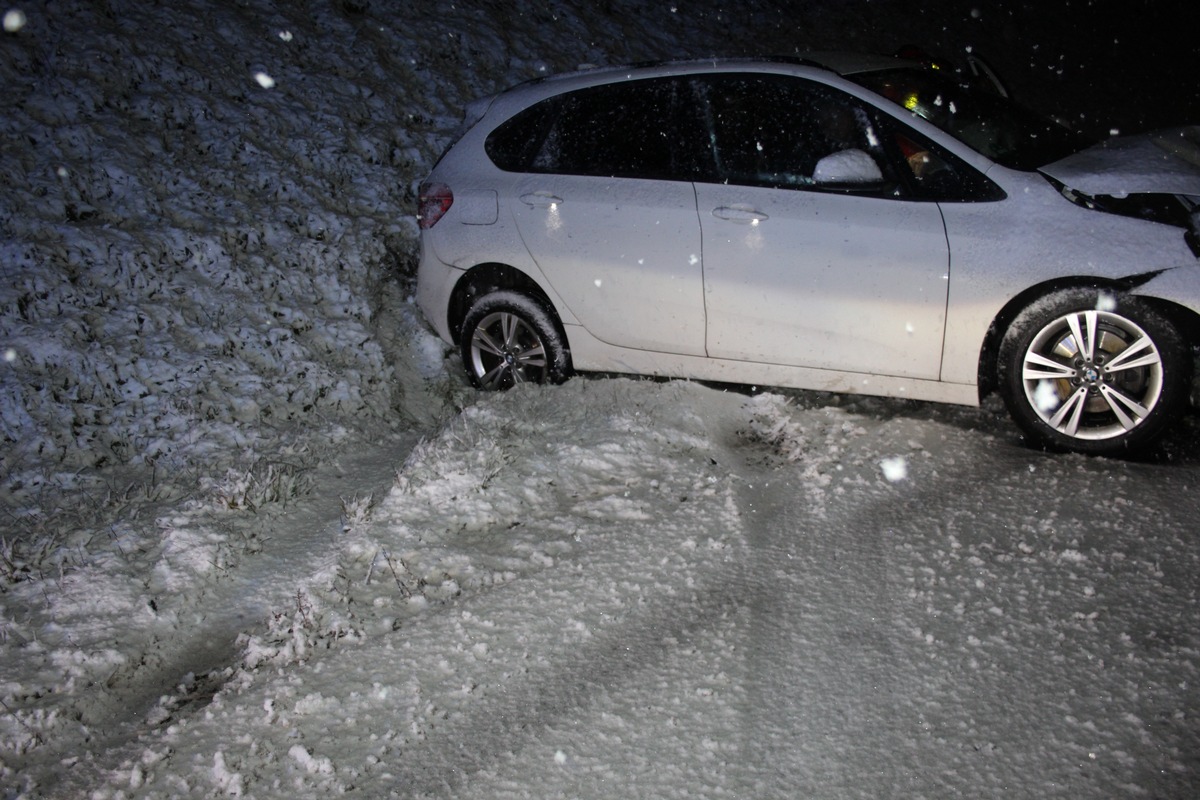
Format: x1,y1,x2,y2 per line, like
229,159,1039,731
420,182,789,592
692,74,897,193
887,127,1006,201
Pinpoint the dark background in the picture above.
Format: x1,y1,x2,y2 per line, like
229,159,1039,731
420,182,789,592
762,0,1198,137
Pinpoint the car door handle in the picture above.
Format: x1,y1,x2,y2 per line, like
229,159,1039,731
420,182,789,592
520,192,564,208
712,206,769,223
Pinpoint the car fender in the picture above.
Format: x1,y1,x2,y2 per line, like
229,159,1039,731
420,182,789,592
939,170,1197,387
1130,266,1200,318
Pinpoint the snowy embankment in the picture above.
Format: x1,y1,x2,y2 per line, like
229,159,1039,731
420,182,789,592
1,0,417,575
0,0,805,601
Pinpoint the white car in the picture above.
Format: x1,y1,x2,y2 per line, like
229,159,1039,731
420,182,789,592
416,54,1200,456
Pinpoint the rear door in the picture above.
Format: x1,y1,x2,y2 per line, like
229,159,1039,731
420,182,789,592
493,77,709,356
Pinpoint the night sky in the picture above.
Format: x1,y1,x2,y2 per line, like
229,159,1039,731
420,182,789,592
756,0,1198,137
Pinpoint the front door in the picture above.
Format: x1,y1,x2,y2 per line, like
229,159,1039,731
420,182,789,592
691,72,951,379
698,184,950,378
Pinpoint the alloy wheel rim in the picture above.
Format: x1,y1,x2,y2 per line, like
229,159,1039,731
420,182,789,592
469,311,548,389
1020,309,1163,441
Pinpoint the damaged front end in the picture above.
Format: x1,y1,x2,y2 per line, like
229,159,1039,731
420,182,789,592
1051,181,1200,257
1041,126,1200,258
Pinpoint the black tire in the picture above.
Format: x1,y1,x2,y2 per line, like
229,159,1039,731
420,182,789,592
997,288,1190,455
459,291,570,390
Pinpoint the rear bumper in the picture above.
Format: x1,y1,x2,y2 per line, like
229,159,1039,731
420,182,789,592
415,239,460,344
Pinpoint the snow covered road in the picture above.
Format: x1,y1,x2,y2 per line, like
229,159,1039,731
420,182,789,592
61,379,1199,798
733,395,1200,798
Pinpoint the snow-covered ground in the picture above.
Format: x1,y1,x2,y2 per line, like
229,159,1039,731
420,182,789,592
2,0,1198,797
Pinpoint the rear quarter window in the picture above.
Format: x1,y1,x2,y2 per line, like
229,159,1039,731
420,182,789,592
485,97,562,172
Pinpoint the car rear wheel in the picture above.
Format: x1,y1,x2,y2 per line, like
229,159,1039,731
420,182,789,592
997,289,1190,455
460,291,570,390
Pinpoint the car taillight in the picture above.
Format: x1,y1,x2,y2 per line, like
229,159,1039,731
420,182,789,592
417,182,453,230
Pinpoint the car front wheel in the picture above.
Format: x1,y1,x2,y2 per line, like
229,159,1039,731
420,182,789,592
997,289,1190,455
460,291,570,390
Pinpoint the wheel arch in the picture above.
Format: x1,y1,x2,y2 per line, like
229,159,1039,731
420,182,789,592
975,274,1199,401
1133,294,1200,358
448,263,564,345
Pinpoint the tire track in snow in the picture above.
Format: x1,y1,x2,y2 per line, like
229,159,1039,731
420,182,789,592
22,430,427,796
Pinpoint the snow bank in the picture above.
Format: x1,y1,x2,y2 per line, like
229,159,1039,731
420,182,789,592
0,0,834,578
0,1,409,481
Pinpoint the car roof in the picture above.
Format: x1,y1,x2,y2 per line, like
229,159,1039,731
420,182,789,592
507,52,910,95
455,52,928,159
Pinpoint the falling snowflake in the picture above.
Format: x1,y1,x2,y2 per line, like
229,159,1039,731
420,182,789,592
879,456,908,482
3,9,26,32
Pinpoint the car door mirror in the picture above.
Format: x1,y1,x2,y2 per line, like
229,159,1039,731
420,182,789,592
812,148,884,186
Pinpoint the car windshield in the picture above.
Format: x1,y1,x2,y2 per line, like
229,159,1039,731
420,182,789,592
848,68,1095,171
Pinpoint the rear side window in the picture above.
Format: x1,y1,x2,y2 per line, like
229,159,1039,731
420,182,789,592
486,77,707,181
485,97,560,173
